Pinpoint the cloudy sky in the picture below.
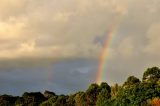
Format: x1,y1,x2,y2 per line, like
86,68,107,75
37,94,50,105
0,0,160,95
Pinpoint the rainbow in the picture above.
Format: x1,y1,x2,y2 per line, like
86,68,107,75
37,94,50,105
95,25,116,84
95,18,124,84
95,2,129,84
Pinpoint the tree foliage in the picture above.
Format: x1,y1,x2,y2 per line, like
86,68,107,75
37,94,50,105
96,89,111,106
143,67,160,82
0,67,160,106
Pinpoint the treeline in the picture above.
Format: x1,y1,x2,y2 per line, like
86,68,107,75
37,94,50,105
1,67,160,106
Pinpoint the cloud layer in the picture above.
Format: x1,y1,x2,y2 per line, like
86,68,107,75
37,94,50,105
0,0,160,95
0,0,129,59
0,0,159,59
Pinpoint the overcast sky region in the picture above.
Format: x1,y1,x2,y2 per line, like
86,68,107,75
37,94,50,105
0,0,160,95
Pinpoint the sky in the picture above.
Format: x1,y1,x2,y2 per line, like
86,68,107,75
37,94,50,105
0,0,160,95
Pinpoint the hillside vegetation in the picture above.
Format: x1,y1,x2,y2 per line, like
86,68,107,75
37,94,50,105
1,67,160,106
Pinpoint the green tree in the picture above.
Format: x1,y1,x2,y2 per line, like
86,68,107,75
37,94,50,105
75,92,87,106
143,67,160,82
40,96,57,106
15,97,25,106
99,82,111,93
66,94,76,106
111,83,121,98
123,76,140,88
86,83,100,106
44,90,56,99
96,89,111,106
22,92,46,106
53,95,68,106
0,95,18,106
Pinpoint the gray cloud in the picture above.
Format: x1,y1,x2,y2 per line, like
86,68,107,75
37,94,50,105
0,59,98,95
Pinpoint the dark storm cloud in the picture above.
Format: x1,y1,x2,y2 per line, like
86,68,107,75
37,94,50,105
0,59,98,95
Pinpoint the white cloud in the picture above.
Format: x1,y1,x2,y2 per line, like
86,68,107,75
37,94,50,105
0,0,27,19
0,18,26,40
0,0,159,60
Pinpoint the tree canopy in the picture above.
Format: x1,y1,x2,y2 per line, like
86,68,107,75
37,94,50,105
0,67,160,106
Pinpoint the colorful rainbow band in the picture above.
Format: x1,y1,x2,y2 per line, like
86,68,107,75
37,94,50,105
95,24,116,84
95,15,125,84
